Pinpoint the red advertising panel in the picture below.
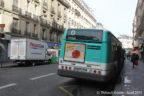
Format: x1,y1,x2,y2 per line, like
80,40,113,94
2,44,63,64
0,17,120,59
64,43,86,62
0,24,5,27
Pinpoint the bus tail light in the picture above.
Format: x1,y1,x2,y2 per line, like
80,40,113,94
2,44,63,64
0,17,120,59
69,67,72,70
61,66,64,69
61,66,72,70
98,70,101,74
65,66,68,70
94,70,96,74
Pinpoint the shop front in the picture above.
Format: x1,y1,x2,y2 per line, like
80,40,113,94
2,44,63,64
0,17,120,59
47,43,61,63
47,42,61,49
0,33,11,62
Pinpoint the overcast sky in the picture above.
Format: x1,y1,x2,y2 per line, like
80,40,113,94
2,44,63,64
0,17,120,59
84,0,138,37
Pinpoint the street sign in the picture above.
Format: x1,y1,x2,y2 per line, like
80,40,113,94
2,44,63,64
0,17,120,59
0,24,5,33
0,24,5,27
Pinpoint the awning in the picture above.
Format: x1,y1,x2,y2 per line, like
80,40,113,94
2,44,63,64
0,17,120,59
47,43,61,47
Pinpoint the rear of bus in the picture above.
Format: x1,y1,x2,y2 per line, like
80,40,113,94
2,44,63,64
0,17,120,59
58,29,112,82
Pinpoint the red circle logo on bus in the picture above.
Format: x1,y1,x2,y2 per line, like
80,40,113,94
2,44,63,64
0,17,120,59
72,50,80,58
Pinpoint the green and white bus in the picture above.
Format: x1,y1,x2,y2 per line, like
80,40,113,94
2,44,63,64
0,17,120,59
58,29,124,82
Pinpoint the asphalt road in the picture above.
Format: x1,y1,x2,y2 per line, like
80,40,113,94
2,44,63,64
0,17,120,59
0,63,124,96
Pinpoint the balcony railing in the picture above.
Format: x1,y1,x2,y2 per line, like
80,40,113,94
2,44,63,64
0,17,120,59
57,0,70,8
42,37,47,40
34,0,39,3
47,23,50,27
59,25,65,31
137,17,144,33
40,18,47,25
64,15,67,20
75,9,80,16
35,34,38,38
57,11,61,17
12,5,21,13
73,0,96,22
33,15,38,21
32,33,35,37
0,0,4,7
24,31,31,37
52,21,58,29
32,33,38,38
51,7,55,14
11,28,21,34
25,11,31,18
43,2,48,8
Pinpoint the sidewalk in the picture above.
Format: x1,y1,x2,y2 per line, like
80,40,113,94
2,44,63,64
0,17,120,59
114,59,144,96
0,62,17,68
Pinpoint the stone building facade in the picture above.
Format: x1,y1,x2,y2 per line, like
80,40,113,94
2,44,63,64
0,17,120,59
133,0,144,48
0,0,97,61
67,0,96,28
118,35,133,50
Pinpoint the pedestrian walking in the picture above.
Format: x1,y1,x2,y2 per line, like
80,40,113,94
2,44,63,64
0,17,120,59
131,53,139,68
127,52,131,60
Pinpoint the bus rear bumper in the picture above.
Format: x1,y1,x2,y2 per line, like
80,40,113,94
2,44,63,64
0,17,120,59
58,69,112,82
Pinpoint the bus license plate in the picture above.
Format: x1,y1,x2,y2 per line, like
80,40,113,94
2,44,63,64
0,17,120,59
74,67,87,72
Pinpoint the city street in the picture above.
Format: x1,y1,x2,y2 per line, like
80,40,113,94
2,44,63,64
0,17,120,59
0,59,143,96
0,0,143,96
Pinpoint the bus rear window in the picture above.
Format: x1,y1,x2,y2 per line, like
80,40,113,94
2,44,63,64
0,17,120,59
66,29,103,42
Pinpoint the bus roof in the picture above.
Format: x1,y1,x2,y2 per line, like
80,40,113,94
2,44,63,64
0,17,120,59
66,28,106,31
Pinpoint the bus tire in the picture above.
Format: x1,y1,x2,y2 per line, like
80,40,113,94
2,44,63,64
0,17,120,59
112,67,118,81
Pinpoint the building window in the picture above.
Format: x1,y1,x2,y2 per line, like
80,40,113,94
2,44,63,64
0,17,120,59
27,0,30,12
58,34,61,43
68,18,71,28
42,29,46,40
52,32,55,41
50,32,52,41
34,24,36,34
34,5,38,15
43,0,47,2
56,33,59,42
50,32,55,41
51,0,55,14
64,8,66,17
43,0,47,6
13,0,18,7
13,18,18,29
51,0,54,8
57,4,61,17
12,18,19,33
50,32,54,41
51,14,53,18
25,22,29,33
43,10,47,18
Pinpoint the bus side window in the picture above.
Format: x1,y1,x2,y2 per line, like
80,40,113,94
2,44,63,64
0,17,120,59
112,44,117,61
114,45,117,61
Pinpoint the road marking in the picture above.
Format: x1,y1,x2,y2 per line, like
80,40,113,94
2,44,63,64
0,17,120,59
59,86,74,96
61,85,79,88
124,76,131,84
0,83,16,90
30,73,56,80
